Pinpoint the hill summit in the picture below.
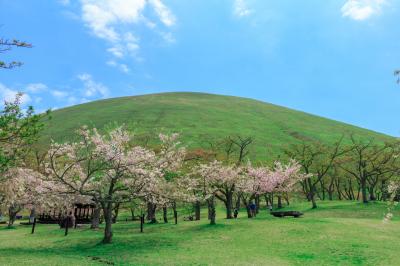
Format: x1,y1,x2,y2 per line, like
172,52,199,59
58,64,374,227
42,92,391,160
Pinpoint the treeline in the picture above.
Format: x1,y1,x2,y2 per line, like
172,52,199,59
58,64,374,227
1,95,399,245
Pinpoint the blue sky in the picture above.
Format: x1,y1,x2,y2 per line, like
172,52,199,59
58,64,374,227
0,0,399,136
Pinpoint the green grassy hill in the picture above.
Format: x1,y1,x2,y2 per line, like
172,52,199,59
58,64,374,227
41,92,393,161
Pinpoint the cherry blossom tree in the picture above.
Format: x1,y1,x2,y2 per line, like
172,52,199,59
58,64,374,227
45,127,184,243
134,133,186,224
0,166,90,227
0,167,49,227
240,160,311,212
214,165,241,219
237,165,264,217
383,177,400,222
45,127,156,243
191,161,241,224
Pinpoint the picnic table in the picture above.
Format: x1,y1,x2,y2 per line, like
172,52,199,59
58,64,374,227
270,211,303,218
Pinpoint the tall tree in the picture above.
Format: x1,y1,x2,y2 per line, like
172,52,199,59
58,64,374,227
285,138,347,208
339,136,399,204
0,94,49,179
46,127,184,243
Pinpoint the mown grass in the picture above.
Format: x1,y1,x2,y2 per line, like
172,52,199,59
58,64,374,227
40,93,393,161
1,201,399,265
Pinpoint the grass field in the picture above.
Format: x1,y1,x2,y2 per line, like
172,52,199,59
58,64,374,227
41,93,393,161
1,201,399,265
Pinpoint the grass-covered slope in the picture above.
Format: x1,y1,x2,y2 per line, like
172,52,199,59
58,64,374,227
1,201,399,265
42,92,392,160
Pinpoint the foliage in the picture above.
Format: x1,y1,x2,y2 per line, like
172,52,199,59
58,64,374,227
0,94,49,177
0,38,32,69
45,127,185,243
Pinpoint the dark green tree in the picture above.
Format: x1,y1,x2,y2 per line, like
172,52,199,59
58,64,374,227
0,94,49,179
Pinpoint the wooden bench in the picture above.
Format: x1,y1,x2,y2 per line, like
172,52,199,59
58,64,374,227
270,211,303,218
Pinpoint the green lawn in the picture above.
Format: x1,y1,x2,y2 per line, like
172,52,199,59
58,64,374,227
1,201,399,265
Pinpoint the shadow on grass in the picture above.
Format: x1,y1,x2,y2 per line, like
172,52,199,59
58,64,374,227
0,225,16,230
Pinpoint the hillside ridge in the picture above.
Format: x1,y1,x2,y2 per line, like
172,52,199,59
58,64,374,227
41,92,393,160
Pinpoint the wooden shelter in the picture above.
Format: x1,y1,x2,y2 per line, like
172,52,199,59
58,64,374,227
38,203,97,225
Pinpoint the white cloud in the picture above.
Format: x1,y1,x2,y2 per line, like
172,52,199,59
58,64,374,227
107,60,130,73
79,0,176,61
107,46,125,58
148,0,176,27
160,31,176,44
77,73,109,98
233,0,253,18
341,0,386,21
26,83,48,93
59,0,71,6
119,64,130,73
0,83,31,105
51,90,69,99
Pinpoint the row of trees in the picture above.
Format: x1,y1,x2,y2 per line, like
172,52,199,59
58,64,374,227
285,136,400,208
2,94,400,243
0,95,311,243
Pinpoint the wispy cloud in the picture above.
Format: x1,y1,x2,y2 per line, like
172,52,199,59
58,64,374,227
26,83,48,93
233,0,253,18
148,0,176,27
59,0,71,6
0,83,31,105
50,90,69,99
66,0,177,72
77,73,110,98
107,60,130,73
46,74,110,107
341,0,386,21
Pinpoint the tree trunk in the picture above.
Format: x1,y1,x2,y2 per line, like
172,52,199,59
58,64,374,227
245,204,252,218
264,195,270,208
172,202,178,225
381,180,389,201
194,201,201,221
284,194,290,206
29,208,36,224
225,191,233,219
112,203,120,223
102,205,113,244
328,190,333,201
241,196,251,218
130,208,135,221
311,194,317,209
277,196,283,209
147,202,157,223
207,196,216,225
361,177,368,203
8,205,19,227
369,187,376,201
235,195,241,210
91,206,101,229
163,207,168,223
307,179,317,209
140,214,144,232
255,195,260,214
270,193,274,207
319,180,324,200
